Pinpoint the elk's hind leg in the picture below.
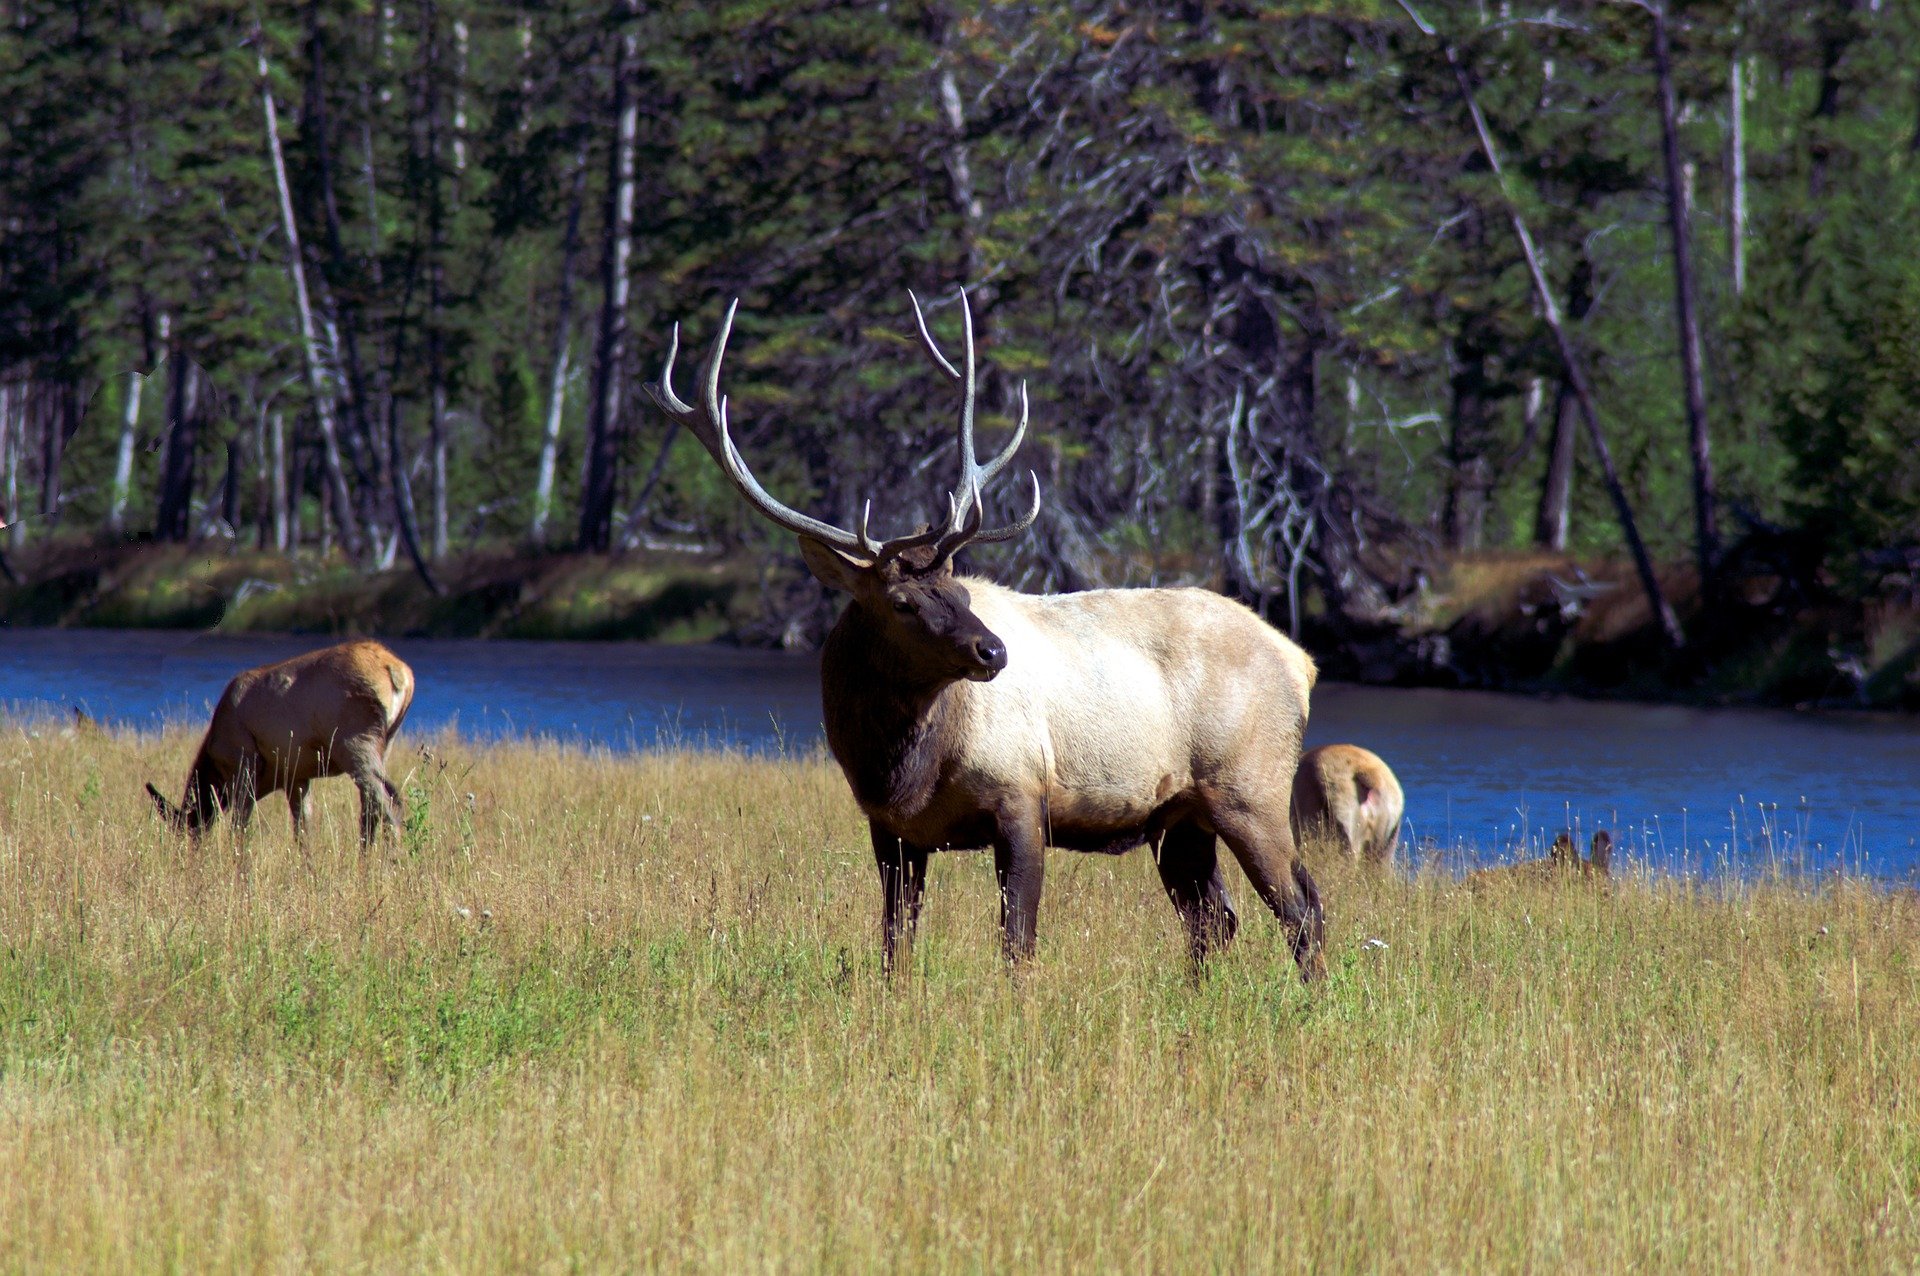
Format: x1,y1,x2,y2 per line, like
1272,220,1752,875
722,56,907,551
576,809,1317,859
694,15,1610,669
1155,821,1238,961
1209,799,1327,982
349,744,404,849
870,822,929,976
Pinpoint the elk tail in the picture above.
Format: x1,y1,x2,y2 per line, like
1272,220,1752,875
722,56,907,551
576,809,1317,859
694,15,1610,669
384,660,415,739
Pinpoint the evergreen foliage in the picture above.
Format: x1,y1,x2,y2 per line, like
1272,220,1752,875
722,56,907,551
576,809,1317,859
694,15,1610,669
1,0,1916,641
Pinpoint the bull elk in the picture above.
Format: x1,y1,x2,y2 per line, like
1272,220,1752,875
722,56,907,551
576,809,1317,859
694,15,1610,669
145,640,414,846
1291,744,1405,864
643,291,1326,980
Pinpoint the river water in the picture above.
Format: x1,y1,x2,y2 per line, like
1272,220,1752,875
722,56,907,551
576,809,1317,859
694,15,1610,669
4,628,1915,880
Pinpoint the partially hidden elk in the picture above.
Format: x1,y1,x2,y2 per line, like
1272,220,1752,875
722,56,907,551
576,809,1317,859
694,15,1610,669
1291,744,1405,864
644,291,1326,980
146,640,415,846
1467,829,1614,889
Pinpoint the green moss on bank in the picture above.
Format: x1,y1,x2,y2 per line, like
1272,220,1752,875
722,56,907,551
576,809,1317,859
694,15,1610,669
0,540,749,642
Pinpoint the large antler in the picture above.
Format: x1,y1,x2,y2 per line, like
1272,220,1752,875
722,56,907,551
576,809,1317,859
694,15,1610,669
643,290,1041,569
906,289,1042,570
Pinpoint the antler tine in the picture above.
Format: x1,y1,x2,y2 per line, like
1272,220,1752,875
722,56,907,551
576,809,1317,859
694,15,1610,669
642,293,1043,569
905,290,1044,569
956,287,978,507
975,381,1030,489
967,470,1043,544
650,323,695,415
907,290,961,380
643,298,870,557
698,298,739,435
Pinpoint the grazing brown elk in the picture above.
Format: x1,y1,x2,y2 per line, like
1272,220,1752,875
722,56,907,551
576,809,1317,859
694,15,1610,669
1291,744,1405,864
1467,829,1614,889
146,640,414,846
644,291,1325,979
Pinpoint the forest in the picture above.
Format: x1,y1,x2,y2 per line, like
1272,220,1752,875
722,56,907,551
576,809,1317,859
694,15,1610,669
2,0,1918,703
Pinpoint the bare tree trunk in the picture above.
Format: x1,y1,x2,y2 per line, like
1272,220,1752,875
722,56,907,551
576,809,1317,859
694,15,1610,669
450,17,468,176
319,459,333,557
254,405,271,549
220,438,242,535
154,353,198,541
937,59,983,286
258,38,364,559
1533,382,1577,550
426,13,450,561
1730,55,1747,296
530,150,587,546
271,411,289,551
577,1,640,553
1650,2,1720,589
1401,0,1685,648
0,383,17,549
304,5,391,544
618,419,682,545
430,380,448,558
109,368,143,533
39,381,63,523
1444,330,1494,550
289,436,305,551
0,385,14,582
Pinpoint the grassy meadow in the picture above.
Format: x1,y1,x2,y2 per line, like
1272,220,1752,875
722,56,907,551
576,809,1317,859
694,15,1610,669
1,718,1917,1270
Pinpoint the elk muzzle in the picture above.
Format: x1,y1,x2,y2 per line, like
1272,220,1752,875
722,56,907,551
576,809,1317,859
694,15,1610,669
145,782,185,830
963,632,1008,680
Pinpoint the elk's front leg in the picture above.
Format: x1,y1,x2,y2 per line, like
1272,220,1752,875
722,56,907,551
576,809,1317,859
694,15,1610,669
286,779,311,842
993,800,1047,963
1155,821,1239,962
870,822,929,976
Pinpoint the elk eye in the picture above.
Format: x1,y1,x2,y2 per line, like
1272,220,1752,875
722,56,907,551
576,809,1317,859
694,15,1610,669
890,596,915,614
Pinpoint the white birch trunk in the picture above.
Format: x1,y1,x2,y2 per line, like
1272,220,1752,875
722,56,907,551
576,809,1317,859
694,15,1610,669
271,410,288,551
531,339,571,544
1730,56,1747,296
451,18,469,173
108,369,142,532
3,386,20,548
259,42,363,557
431,383,448,558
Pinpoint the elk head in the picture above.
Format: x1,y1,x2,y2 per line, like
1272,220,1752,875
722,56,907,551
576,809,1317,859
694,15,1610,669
1548,831,1578,867
145,773,215,835
645,290,1041,685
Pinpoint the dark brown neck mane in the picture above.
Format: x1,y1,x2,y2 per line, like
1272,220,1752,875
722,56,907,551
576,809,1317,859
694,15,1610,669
818,604,960,819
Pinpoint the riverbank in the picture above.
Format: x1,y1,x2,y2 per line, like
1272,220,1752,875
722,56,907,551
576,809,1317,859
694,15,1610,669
0,538,751,642
1315,549,1920,712
3,538,1917,710
2,724,1915,1268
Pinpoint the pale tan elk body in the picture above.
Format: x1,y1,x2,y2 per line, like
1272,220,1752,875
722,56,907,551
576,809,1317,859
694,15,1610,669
146,640,414,845
1291,744,1404,864
644,291,1326,979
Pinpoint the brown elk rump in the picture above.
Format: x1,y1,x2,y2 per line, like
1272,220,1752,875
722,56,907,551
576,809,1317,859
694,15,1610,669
644,289,1326,979
1291,744,1405,864
145,639,414,845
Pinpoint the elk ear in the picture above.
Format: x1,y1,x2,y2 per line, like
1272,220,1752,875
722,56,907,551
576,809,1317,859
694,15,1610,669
797,535,868,594
1589,830,1613,875
145,782,181,827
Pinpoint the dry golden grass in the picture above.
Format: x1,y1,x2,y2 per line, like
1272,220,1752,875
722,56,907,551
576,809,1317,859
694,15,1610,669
2,717,1917,1271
